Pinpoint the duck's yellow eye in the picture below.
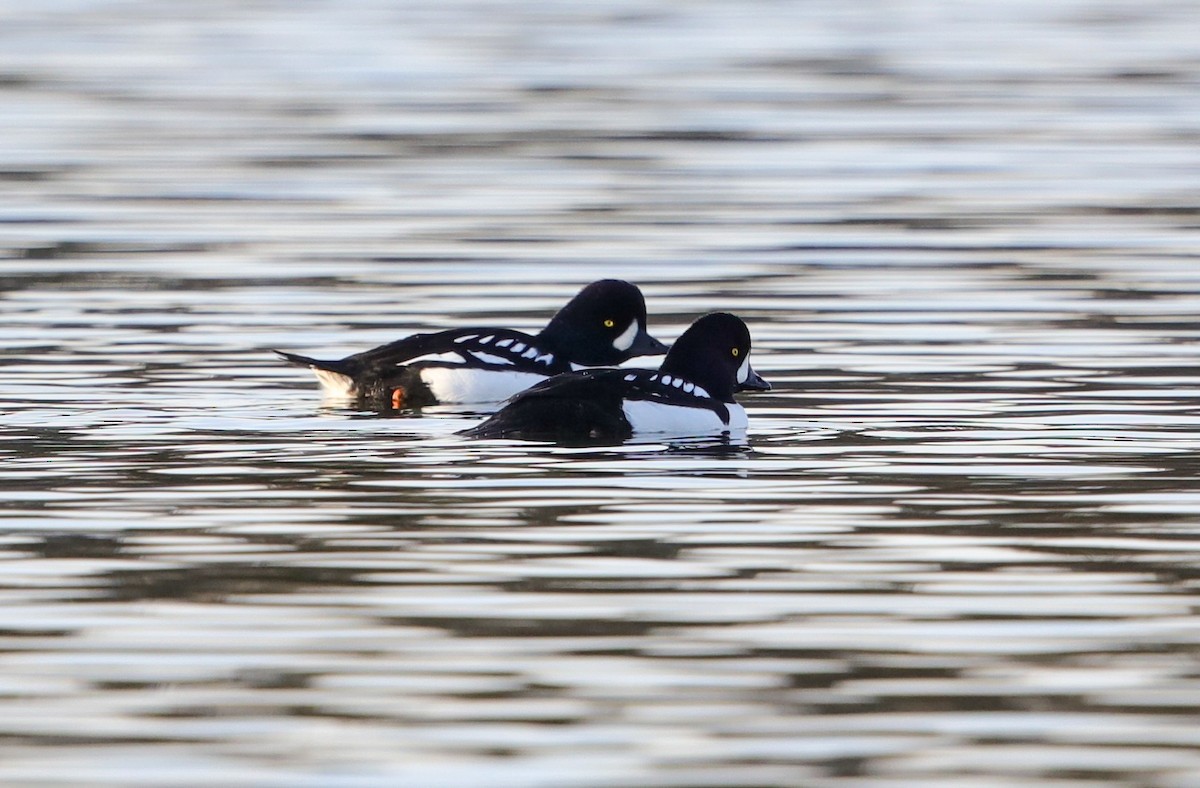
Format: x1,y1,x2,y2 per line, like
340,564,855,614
604,319,614,328
731,347,740,357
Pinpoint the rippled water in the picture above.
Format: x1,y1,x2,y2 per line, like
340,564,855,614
4,1,1200,786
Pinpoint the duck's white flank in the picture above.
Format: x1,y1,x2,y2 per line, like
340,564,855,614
420,366,545,404
621,399,746,434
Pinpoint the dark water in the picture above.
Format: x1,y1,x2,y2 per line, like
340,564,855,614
4,1,1200,785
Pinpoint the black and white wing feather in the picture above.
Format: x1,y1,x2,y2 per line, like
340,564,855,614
352,328,567,374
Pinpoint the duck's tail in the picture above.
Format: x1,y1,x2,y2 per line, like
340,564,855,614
274,350,359,397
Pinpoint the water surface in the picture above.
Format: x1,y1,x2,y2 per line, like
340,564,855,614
3,1,1200,786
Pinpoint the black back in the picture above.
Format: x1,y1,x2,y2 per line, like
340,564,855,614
275,280,665,387
461,369,634,442
354,328,568,373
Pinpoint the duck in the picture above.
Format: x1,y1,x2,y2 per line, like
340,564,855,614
461,312,769,441
276,279,668,408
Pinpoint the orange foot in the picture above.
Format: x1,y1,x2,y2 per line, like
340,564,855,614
391,387,406,409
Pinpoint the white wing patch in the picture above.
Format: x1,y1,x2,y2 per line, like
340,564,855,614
410,351,465,365
470,351,515,366
411,341,552,370
639,373,705,399
612,320,639,352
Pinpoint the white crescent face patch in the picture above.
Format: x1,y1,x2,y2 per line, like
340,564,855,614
612,319,639,352
736,355,750,384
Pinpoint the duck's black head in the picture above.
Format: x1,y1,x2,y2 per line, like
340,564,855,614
658,312,770,402
537,279,668,365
